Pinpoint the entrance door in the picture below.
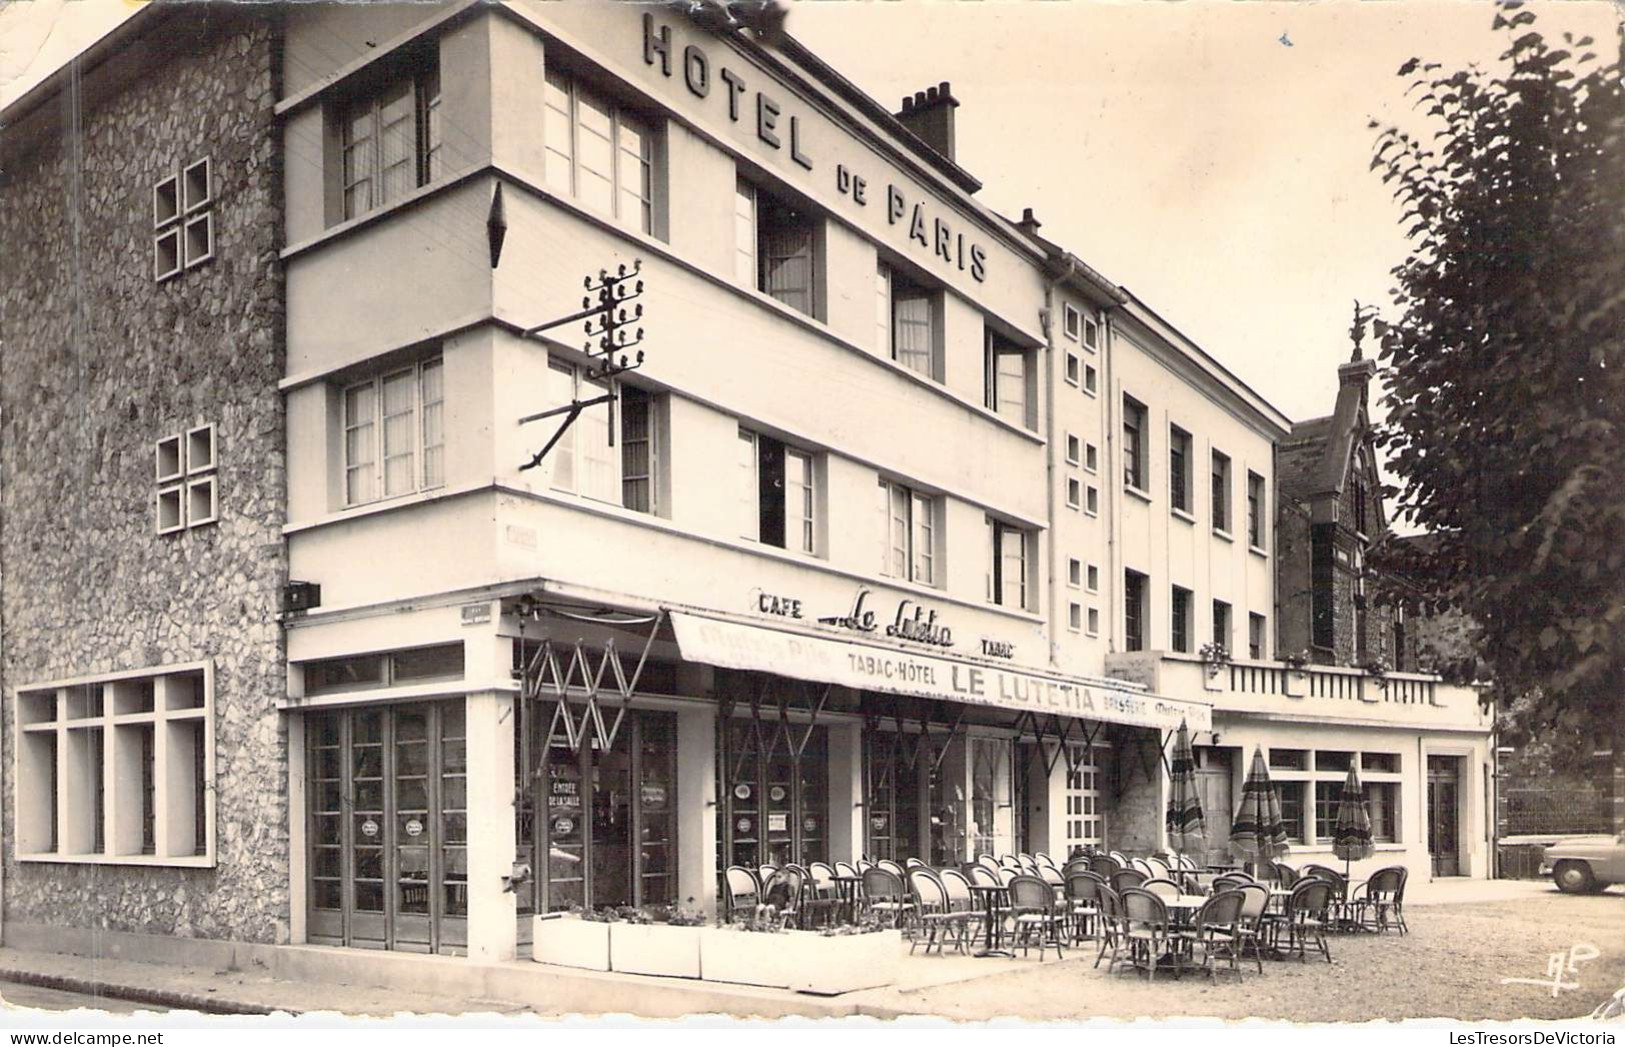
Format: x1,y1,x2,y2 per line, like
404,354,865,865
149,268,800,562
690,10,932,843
306,701,468,953
720,718,829,870
1428,755,1462,876
1194,747,1234,867
531,709,677,913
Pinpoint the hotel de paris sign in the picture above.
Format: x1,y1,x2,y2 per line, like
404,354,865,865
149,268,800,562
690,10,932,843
680,597,1210,733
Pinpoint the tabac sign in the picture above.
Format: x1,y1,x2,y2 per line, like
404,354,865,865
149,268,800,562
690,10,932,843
671,611,1211,732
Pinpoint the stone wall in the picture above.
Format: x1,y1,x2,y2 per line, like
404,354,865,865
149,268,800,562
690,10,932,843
0,9,288,943
1107,731,1163,854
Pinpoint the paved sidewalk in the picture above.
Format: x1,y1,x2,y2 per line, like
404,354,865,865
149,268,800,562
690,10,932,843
0,948,528,1017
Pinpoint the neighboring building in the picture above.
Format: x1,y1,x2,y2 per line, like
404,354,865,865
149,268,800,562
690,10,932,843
0,0,1492,988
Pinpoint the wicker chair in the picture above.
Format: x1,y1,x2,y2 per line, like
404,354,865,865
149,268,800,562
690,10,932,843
908,867,972,954
1007,873,1068,961
1092,884,1127,973
1231,882,1270,973
1180,889,1246,981
1141,877,1182,903
724,865,760,923
861,866,915,930
1118,886,1173,981
1351,865,1409,934
940,868,983,947
1279,879,1335,963
1064,871,1102,943
1111,868,1148,894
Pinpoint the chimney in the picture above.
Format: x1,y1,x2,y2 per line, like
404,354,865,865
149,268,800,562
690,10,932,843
1016,207,1042,238
895,81,960,162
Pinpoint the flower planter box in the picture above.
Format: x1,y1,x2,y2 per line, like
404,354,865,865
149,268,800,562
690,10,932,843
531,914,610,972
697,927,902,995
610,922,702,979
1284,671,1307,697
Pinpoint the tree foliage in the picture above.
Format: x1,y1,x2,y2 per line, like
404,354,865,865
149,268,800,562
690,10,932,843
1370,3,1625,739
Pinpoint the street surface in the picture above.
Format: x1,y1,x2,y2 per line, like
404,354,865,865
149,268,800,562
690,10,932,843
0,981,161,1015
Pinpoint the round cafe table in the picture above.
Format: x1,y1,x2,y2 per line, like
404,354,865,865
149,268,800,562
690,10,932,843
968,883,1013,958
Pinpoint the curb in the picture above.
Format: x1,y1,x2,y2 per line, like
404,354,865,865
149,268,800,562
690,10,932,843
0,966,291,1016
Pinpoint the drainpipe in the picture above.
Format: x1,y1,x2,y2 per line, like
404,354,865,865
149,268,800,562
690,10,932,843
1043,276,1061,671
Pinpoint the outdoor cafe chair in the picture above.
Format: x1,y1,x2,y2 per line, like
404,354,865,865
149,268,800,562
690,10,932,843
1232,882,1270,973
1146,857,1171,880
1119,887,1174,982
905,856,926,869
1272,861,1300,887
1211,874,1249,894
1093,884,1128,973
805,862,841,928
877,858,906,878
1129,857,1155,878
1036,852,1056,869
762,865,804,928
1110,851,1128,864
861,866,915,931
1064,872,1102,943
1279,879,1335,963
758,863,778,886
1110,868,1148,894
1089,853,1119,879
941,868,983,945
1179,889,1246,981
1038,863,1065,888
856,857,875,872
725,865,760,922
834,860,859,878
909,868,972,955
1142,877,1182,903
995,865,1018,886
1008,873,1068,961
1350,865,1409,935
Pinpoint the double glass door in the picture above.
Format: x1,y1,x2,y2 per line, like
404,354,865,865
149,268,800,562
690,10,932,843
525,709,677,913
719,719,828,870
306,701,468,953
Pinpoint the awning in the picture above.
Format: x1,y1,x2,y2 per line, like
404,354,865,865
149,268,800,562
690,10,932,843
670,611,1210,733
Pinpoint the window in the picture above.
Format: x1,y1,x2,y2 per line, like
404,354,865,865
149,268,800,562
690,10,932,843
1086,564,1099,593
1068,602,1082,632
1269,748,1307,770
155,424,218,534
988,520,1031,610
878,265,936,378
545,66,652,233
342,60,442,220
1084,443,1098,474
879,480,936,584
547,360,659,514
1249,612,1266,660
1169,426,1192,514
984,329,1032,429
1212,599,1232,653
1248,471,1266,548
1085,485,1099,516
739,179,817,316
1066,434,1081,466
1211,450,1232,534
16,665,213,864
153,157,213,281
344,357,443,507
1086,607,1100,636
1368,781,1398,843
1279,782,1306,843
1311,525,1335,650
1314,781,1341,842
1171,586,1192,653
1122,397,1148,491
739,428,816,553
1064,352,1080,386
1068,558,1082,588
1083,363,1098,395
1066,478,1081,510
1363,752,1399,774
1083,318,1100,351
305,644,465,695
1124,570,1147,651
1063,303,1082,340
1354,479,1370,536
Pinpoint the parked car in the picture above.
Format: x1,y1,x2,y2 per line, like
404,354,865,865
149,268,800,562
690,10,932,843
1541,833,1625,893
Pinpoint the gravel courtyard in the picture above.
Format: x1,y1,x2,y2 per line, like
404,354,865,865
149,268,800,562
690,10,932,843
862,885,1625,1021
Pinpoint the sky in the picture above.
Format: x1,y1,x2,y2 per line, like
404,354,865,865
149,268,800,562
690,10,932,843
2,0,1618,423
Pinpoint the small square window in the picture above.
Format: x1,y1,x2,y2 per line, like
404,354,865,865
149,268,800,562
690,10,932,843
1063,303,1082,340
1085,485,1099,516
1084,363,1098,395
1066,434,1081,465
186,425,216,475
1065,352,1080,386
1084,318,1100,350
154,175,180,229
1086,607,1100,635
1067,477,1082,509
1086,564,1099,592
1068,602,1083,632
1084,443,1098,473
1068,558,1082,588
182,158,211,213
157,485,185,535
187,477,218,528
156,435,183,484
154,229,182,282
183,213,213,269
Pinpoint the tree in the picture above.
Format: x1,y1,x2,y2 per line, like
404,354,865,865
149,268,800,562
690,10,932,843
1370,3,1625,742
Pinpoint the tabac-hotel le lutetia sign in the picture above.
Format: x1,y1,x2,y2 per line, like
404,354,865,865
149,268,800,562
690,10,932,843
641,13,990,282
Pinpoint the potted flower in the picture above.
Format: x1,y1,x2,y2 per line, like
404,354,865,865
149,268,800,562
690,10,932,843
1198,641,1231,689
1282,649,1310,696
609,902,705,979
532,905,617,971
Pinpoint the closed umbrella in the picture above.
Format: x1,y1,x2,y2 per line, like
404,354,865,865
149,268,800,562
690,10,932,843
1164,720,1207,864
1230,746,1291,874
1332,764,1374,881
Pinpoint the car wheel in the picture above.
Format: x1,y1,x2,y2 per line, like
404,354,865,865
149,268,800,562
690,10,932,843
1553,861,1597,894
